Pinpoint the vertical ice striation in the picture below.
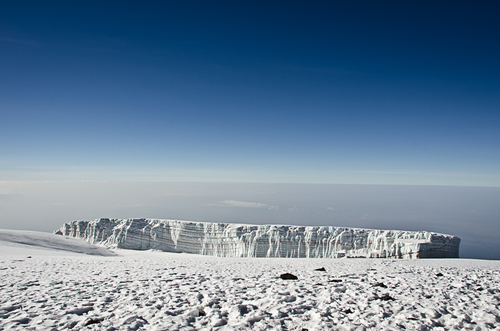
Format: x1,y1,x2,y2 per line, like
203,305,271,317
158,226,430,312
55,218,460,258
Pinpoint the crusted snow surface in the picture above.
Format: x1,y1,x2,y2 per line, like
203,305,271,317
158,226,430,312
56,218,460,259
1,232,499,331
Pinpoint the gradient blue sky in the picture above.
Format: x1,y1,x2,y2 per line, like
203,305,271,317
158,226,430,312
1,1,500,184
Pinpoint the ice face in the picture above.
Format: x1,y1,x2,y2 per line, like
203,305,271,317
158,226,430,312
55,218,460,258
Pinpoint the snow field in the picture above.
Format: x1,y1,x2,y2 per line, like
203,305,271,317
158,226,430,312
2,249,500,330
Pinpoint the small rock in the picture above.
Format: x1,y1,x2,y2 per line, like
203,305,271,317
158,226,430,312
344,308,353,314
84,318,101,326
477,287,484,291
314,267,326,272
436,273,444,277
379,294,395,301
374,282,387,288
424,294,433,299
66,321,78,329
280,273,298,280
434,320,445,327
212,318,227,327
328,279,342,283
27,256,32,258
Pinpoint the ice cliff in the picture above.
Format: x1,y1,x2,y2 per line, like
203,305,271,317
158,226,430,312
55,218,460,259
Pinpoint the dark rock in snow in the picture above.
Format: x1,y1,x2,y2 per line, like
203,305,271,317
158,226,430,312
328,279,342,283
280,273,298,280
374,282,387,288
379,294,395,301
67,321,78,329
436,273,444,277
84,318,102,326
344,308,353,314
314,267,326,272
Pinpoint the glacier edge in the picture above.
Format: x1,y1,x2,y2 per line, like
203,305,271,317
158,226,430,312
55,218,460,259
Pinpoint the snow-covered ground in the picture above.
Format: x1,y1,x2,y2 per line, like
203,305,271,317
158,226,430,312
1,230,500,330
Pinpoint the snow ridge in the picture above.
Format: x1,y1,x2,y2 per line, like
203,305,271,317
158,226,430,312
55,218,460,259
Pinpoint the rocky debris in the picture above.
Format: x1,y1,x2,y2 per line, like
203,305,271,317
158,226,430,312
280,273,298,280
328,279,342,283
84,318,102,326
374,282,387,288
379,294,395,301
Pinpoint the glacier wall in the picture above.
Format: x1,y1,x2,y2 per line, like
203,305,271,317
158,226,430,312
55,218,460,259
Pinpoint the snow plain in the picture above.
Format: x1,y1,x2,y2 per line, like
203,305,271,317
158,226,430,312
1,229,500,330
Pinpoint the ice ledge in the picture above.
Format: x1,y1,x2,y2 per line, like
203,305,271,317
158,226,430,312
55,218,460,259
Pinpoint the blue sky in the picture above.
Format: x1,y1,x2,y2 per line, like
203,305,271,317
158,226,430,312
1,2,500,259
1,1,500,185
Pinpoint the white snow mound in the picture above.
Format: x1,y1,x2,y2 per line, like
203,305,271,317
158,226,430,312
0,229,116,256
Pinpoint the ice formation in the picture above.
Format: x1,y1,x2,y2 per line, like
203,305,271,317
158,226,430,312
55,218,460,259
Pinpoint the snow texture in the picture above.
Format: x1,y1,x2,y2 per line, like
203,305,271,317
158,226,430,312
0,229,498,330
56,218,460,259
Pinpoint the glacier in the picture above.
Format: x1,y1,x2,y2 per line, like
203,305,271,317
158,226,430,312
55,218,460,259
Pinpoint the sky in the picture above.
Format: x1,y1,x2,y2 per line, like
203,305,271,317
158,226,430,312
1,0,499,185
1,2,500,259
